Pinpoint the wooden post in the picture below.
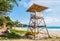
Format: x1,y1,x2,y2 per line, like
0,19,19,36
1,16,6,28
42,17,50,38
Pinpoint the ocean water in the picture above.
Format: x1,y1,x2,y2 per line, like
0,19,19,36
47,26,60,29
22,26,60,29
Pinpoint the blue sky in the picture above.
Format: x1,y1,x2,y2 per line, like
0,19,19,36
9,0,60,26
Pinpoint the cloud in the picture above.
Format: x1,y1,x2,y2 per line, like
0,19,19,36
29,0,60,6
18,0,60,26
19,0,60,9
44,17,60,26
20,16,60,26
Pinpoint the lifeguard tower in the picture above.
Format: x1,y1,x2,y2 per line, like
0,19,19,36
26,4,50,39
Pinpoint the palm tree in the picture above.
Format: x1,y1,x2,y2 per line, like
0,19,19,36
0,0,18,28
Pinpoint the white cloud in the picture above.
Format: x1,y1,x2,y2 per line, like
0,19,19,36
19,0,60,9
44,17,60,26
20,16,60,26
28,0,60,6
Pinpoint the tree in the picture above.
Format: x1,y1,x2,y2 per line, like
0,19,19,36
5,16,13,27
0,0,18,28
13,20,20,27
0,18,2,26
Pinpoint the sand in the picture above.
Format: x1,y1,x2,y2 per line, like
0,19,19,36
0,27,60,41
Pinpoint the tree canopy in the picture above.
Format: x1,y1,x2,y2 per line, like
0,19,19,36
0,0,18,15
0,0,19,28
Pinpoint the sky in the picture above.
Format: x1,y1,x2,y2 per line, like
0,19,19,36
9,0,60,26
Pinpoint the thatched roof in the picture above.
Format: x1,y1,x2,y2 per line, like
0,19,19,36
27,4,48,12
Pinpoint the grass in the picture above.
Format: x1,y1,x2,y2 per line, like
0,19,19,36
0,28,27,40
10,28,27,35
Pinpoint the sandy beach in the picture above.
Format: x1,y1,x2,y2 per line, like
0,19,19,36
48,29,60,37
0,27,60,41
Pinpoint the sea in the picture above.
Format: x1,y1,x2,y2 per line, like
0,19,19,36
20,26,60,29
47,26,60,29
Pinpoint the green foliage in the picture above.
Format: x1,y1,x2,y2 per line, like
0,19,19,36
5,16,20,27
0,31,20,40
0,0,19,27
0,18,2,26
0,16,20,27
20,24,29,27
0,28,27,40
5,16,13,26
13,20,20,27
10,29,27,35
0,0,13,15
5,16,11,21
0,0,18,16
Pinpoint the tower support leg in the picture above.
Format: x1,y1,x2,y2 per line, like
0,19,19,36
42,18,51,38
26,15,50,39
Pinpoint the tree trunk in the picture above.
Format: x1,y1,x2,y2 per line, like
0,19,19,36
1,16,6,28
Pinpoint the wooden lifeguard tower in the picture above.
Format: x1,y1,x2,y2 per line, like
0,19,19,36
26,4,50,39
